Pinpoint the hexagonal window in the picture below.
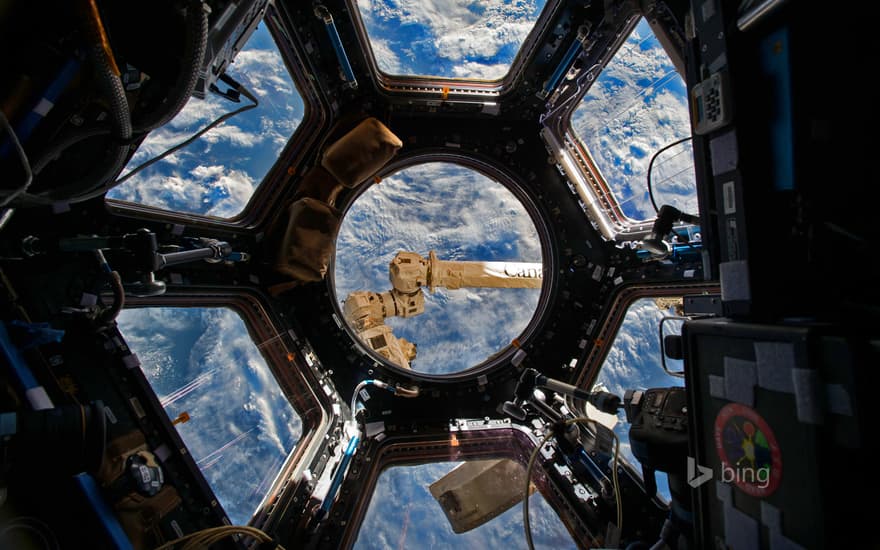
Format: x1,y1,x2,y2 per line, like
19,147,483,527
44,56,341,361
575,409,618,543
592,297,685,500
333,162,544,374
115,307,302,524
353,461,577,548
570,18,696,221
107,23,305,218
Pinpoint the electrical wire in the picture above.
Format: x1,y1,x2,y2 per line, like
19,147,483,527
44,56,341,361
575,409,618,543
114,81,259,187
647,136,693,214
524,427,556,550
0,111,34,207
523,417,622,550
609,428,622,537
21,0,206,206
350,380,373,417
349,378,401,416
153,525,284,550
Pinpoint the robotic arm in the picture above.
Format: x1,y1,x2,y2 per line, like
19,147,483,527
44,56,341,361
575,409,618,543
342,251,543,368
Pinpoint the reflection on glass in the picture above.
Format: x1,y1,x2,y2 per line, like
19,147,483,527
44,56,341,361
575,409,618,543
570,19,696,221
107,23,305,217
334,162,542,374
356,0,548,79
593,298,684,499
354,461,577,549
116,307,302,525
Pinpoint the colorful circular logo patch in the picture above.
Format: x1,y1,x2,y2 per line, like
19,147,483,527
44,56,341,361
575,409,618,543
714,403,782,497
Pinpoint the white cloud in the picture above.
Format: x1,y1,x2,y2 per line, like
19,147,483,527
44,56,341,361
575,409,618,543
198,123,261,148
450,61,511,80
110,164,256,217
233,49,295,98
358,0,544,78
369,36,405,74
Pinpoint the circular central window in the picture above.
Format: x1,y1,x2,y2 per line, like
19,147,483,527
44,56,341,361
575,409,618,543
333,162,544,375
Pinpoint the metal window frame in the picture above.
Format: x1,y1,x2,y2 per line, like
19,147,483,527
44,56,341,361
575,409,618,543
104,3,328,231
123,288,337,528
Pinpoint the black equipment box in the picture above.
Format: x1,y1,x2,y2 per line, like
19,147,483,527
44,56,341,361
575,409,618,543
683,319,872,549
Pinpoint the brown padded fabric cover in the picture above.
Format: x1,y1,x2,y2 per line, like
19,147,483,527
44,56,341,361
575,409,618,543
294,165,343,206
321,117,402,188
115,487,182,550
275,198,342,282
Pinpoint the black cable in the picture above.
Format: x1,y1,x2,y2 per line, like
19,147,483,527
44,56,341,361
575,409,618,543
32,0,134,204
80,0,132,142
25,0,207,205
647,136,693,214
133,0,208,132
524,429,556,550
114,78,259,187
101,271,125,322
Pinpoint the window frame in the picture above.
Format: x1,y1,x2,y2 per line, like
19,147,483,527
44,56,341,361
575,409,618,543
339,423,588,548
122,289,335,527
542,13,695,241
573,282,718,392
346,0,563,100
329,151,556,381
104,5,327,231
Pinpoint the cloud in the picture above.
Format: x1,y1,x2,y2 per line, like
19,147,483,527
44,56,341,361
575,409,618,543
570,19,697,221
450,61,512,80
198,123,262,148
109,164,256,217
233,49,295,98
369,36,406,74
357,0,545,78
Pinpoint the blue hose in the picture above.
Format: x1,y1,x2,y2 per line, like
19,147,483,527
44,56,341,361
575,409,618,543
320,434,360,513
